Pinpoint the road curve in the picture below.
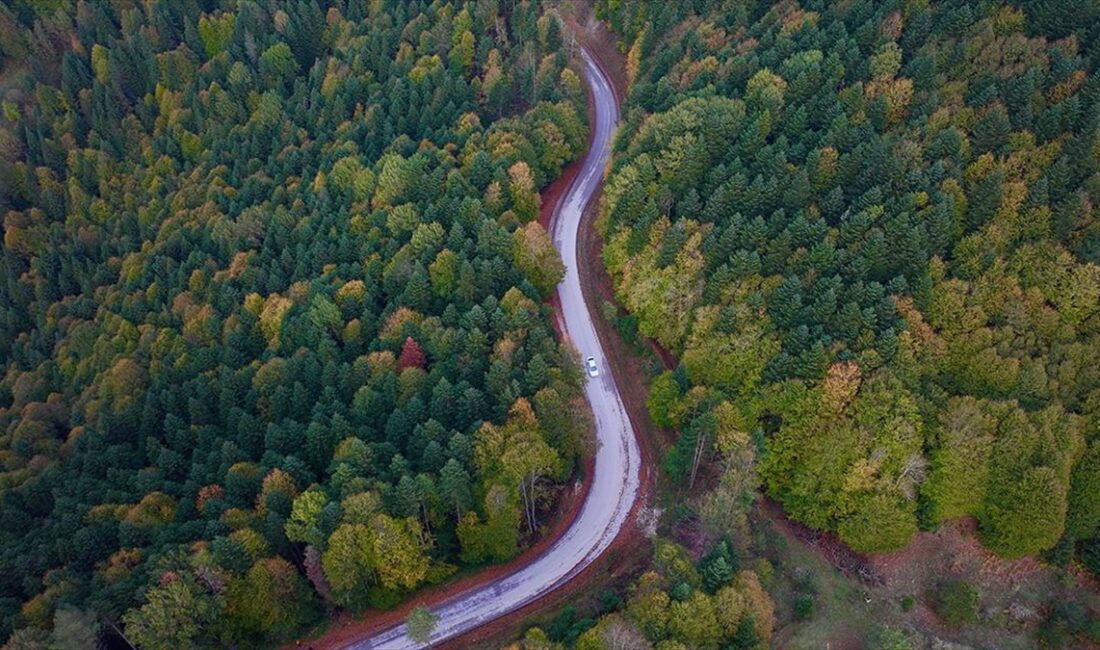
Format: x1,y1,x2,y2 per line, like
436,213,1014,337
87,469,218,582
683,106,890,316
344,47,640,650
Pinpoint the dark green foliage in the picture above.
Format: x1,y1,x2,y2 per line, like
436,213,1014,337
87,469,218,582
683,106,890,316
793,594,815,621
1043,536,1075,568
546,605,595,645
1080,537,1100,577
670,581,694,601
0,1,587,645
729,616,759,650
598,0,1100,562
698,540,737,593
598,588,624,615
1037,600,1100,648
930,580,981,627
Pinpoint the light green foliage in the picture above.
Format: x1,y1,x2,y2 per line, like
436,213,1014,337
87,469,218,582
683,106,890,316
285,488,329,548
409,222,445,257
321,523,376,608
307,294,342,338
667,592,721,649
652,539,701,590
922,398,998,522
369,514,431,590
122,575,223,650
513,221,565,296
0,1,595,643
745,68,786,114
646,372,683,428
873,626,913,650
598,0,1100,564
507,161,541,222
405,606,438,645
48,608,100,650
457,485,521,564
582,542,774,649
328,156,375,201
984,466,1068,558
258,42,298,82
869,42,903,80
1066,441,1100,540
981,405,1081,557
681,303,778,399
90,43,109,82
428,249,459,297
449,30,475,74
759,371,922,552
223,558,317,641
197,13,235,59
320,513,431,608
604,218,706,350
475,399,561,535
375,154,410,209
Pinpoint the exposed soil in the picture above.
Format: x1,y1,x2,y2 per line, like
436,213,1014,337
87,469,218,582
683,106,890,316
437,509,654,649
758,497,876,584
536,35,595,343
864,518,1099,648
758,497,1100,649
558,4,628,106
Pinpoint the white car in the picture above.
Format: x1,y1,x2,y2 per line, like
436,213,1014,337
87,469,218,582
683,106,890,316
585,356,599,378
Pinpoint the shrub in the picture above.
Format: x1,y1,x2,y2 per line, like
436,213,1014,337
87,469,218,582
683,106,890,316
598,588,623,614
931,580,980,626
698,540,738,593
670,581,694,601
1037,600,1100,647
873,626,913,650
794,594,815,620
1079,537,1100,576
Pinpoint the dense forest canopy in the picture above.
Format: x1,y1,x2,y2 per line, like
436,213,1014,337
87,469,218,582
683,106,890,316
596,0,1100,570
512,537,778,650
0,0,589,646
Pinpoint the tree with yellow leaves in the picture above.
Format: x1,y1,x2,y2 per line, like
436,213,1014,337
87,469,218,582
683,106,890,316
513,221,564,296
475,399,561,535
508,161,541,223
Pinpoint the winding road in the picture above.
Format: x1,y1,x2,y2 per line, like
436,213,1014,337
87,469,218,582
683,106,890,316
345,47,641,649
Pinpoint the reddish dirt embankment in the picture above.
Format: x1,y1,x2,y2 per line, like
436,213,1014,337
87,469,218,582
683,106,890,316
309,457,594,649
438,15,674,648
448,24,669,648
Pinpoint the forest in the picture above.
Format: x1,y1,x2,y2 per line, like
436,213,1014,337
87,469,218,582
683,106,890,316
513,538,777,650
4,0,1100,646
595,0,1100,581
0,0,590,646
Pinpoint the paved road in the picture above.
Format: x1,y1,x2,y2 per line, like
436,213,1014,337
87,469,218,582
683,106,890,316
346,47,640,649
